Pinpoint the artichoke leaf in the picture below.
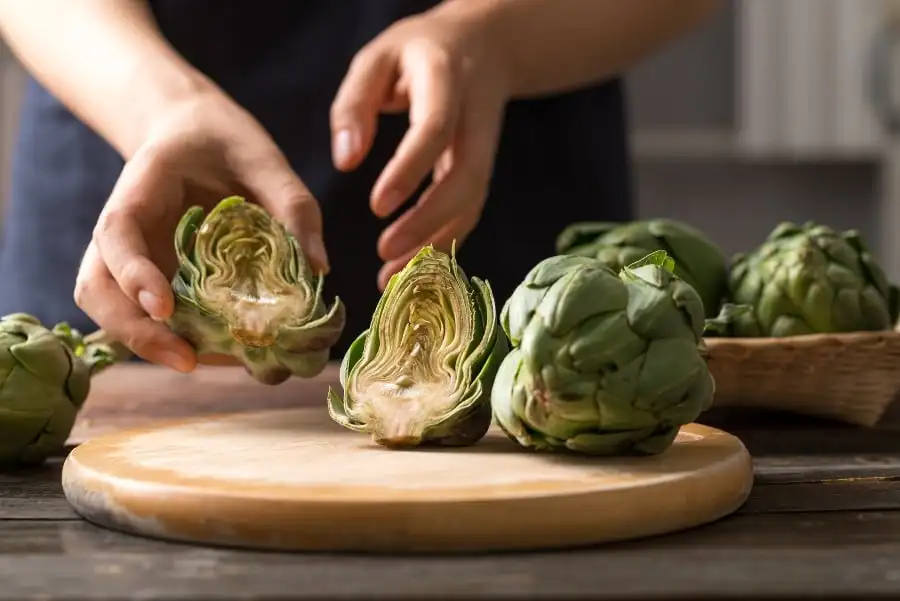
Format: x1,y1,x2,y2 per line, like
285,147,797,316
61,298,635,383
166,196,345,385
327,244,508,448
702,303,758,337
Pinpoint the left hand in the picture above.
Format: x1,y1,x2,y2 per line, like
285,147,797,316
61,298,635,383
329,3,510,290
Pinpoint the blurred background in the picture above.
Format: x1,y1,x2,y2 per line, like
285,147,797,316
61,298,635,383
1,0,899,277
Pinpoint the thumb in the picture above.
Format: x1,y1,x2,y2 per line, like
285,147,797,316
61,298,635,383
235,153,330,275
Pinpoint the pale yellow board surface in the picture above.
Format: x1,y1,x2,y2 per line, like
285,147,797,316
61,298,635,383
62,408,755,552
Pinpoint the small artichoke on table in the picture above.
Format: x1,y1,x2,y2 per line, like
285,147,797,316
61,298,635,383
555,219,729,318
328,244,509,448
166,196,345,385
727,221,900,337
491,251,715,456
0,313,127,466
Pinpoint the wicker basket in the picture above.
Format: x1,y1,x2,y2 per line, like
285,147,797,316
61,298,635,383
704,330,900,427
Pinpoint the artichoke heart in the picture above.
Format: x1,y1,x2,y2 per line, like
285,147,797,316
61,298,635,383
556,218,729,318
327,244,509,448
167,195,345,385
0,313,127,466
491,250,715,456
728,221,900,337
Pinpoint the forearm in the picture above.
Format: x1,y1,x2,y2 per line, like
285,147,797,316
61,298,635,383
442,0,722,98
0,0,215,157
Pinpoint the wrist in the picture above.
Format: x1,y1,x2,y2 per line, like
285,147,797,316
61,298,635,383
115,51,218,158
428,0,515,99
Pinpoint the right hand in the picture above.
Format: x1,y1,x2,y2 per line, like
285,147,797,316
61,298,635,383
73,92,328,373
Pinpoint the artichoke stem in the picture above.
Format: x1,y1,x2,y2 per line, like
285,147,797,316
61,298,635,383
371,404,428,449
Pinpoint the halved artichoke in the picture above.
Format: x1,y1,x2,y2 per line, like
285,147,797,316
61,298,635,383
0,313,127,466
166,196,345,385
491,251,714,456
327,245,509,448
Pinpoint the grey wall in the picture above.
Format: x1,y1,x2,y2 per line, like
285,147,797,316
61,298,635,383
625,1,881,260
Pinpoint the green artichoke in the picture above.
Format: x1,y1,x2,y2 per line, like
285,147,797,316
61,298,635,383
0,313,126,466
328,244,509,448
166,195,345,385
556,219,729,318
727,221,900,337
491,251,714,456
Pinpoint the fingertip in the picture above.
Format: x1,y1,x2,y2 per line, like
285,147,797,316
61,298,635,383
154,338,197,374
332,127,361,172
370,187,405,219
305,233,330,275
134,326,197,373
377,266,391,291
377,258,406,291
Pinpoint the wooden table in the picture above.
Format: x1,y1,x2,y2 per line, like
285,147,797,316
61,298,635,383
4,364,900,601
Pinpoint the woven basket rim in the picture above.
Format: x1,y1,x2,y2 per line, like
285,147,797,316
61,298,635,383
703,329,900,349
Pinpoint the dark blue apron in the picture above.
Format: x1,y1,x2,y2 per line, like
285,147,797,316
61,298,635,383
0,1,633,355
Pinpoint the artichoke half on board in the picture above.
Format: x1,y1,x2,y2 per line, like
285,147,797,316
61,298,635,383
727,221,900,337
328,245,509,448
166,196,345,385
0,313,127,466
556,219,729,318
491,251,714,456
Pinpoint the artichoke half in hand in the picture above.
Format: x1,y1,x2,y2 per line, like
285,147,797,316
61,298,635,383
491,251,715,456
728,221,900,337
328,245,509,448
166,196,345,385
555,219,729,318
0,313,126,466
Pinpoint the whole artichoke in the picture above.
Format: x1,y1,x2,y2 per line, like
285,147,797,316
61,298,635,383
727,221,900,337
328,244,509,448
491,251,715,456
0,313,126,466
166,196,345,385
556,219,728,318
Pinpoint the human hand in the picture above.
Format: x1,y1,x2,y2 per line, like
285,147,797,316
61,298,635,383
330,2,510,289
74,92,328,373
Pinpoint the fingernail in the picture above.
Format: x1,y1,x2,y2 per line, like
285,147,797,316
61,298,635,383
138,290,163,318
161,351,192,373
333,129,356,169
307,234,330,273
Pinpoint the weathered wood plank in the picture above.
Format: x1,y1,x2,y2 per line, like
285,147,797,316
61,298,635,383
753,455,900,483
741,479,900,513
0,498,77,520
2,513,900,600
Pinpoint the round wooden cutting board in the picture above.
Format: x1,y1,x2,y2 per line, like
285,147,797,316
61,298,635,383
61,408,754,553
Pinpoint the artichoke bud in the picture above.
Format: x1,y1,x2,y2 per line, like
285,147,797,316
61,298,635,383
167,196,346,385
491,250,715,456
327,243,509,449
728,221,899,336
555,219,729,318
0,313,127,466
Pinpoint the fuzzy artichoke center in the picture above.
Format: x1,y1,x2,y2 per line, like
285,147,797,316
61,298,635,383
351,264,472,445
193,203,312,347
